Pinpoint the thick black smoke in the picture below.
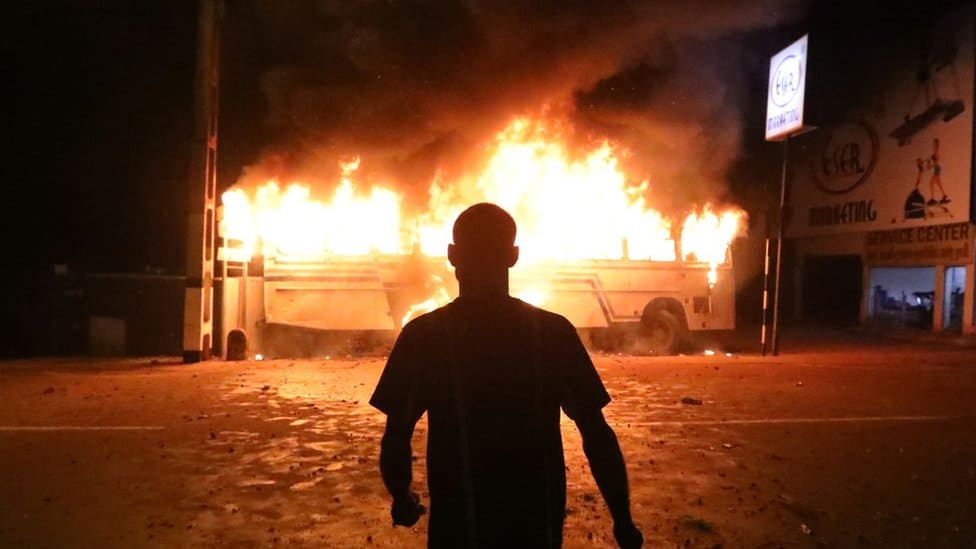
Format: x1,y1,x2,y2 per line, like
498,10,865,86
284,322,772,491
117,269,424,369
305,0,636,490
228,0,804,214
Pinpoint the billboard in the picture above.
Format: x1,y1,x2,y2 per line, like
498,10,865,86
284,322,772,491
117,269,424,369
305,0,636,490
766,34,808,141
788,8,974,237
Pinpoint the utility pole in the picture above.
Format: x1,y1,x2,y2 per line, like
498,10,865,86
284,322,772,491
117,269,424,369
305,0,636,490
183,0,222,363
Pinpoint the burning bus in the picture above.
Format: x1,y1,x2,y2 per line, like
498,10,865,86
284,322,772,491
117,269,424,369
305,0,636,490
217,118,745,357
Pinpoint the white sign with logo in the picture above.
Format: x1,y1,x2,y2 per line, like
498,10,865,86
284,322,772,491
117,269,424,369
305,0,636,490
787,6,974,237
766,34,808,141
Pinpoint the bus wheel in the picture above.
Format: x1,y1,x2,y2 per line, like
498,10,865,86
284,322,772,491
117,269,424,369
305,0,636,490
226,329,248,361
641,309,686,355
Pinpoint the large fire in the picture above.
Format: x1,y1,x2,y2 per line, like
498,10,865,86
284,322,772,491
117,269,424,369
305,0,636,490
220,158,402,258
220,117,746,324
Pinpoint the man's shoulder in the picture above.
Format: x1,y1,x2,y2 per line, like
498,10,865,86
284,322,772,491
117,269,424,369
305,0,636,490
400,304,452,335
402,298,575,333
514,298,576,332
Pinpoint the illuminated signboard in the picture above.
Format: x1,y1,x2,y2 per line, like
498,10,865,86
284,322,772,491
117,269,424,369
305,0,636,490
765,34,808,141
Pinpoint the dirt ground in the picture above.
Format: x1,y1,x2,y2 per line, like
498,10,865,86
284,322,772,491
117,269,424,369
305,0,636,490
1,330,975,548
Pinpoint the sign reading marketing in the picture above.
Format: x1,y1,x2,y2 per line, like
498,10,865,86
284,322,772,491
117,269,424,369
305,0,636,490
765,34,808,141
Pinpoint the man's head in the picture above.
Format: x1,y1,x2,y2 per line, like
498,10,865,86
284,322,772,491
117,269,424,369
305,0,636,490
448,203,519,294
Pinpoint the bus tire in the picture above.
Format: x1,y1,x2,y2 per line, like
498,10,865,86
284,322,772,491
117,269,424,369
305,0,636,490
226,329,248,361
641,308,686,355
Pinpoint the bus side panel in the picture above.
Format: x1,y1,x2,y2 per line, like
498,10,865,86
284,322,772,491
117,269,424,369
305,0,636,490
712,266,735,329
264,280,396,331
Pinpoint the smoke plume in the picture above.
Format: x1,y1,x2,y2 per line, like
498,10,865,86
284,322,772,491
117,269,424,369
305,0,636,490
230,0,805,215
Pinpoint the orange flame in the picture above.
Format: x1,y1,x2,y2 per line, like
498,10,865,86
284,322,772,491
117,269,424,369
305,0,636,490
400,284,452,327
681,207,743,286
225,159,402,258
416,119,676,262
220,117,746,319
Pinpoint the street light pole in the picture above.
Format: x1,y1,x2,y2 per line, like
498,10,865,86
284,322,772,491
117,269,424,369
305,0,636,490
771,135,789,356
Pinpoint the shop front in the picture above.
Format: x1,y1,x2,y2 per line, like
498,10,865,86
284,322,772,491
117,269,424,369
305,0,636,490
864,222,974,332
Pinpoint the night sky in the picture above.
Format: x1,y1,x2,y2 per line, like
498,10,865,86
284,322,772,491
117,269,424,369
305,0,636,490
8,2,198,275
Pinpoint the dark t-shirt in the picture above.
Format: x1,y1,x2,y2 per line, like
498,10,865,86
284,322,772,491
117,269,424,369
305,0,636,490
370,296,611,548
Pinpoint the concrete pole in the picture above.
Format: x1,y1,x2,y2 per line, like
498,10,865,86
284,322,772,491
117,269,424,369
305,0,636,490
860,260,871,324
932,264,946,332
183,0,222,363
964,253,975,335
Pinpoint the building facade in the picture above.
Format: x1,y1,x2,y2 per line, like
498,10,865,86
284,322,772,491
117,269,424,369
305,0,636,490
787,6,975,334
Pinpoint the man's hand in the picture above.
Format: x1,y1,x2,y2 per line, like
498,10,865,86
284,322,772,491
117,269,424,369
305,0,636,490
613,520,643,548
391,491,426,527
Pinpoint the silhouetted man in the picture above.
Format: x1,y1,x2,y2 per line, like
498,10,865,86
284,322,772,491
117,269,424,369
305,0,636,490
371,203,643,548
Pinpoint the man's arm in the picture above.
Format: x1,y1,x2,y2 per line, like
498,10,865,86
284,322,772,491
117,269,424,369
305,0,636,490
379,413,425,526
575,410,642,548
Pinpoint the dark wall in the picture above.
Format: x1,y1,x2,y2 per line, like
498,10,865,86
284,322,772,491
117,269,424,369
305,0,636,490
802,254,863,326
4,273,184,358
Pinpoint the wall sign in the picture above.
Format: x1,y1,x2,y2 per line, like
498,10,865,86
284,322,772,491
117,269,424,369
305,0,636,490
865,222,973,266
812,120,878,194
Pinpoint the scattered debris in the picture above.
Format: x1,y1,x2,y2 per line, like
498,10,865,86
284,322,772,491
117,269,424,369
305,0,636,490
289,479,322,491
681,397,703,405
238,479,276,488
679,515,714,532
722,443,734,449
800,523,813,535
795,381,804,387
